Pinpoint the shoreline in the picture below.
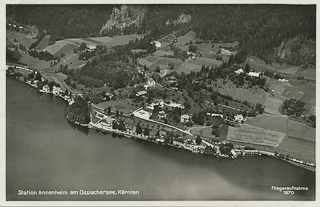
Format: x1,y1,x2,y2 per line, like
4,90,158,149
6,74,316,172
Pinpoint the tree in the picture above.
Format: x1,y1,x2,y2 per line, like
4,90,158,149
308,115,316,127
245,63,251,73
144,128,150,136
196,135,202,145
228,54,235,65
79,42,87,51
107,106,112,115
112,121,118,130
156,66,161,73
136,123,143,134
189,44,197,53
118,120,126,131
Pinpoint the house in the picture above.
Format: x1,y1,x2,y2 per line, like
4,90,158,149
103,92,114,100
133,109,152,120
146,99,164,110
52,86,62,96
181,114,192,123
168,75,178,83
235,68,244,75
87,45,96,51
159,130,167,138
207,113,224,118
220,48,231,55
40,85,50,93
152,41,161,49
248,72,261,78
136,91,147,97
158,110,166,119
144,79,156,90
68,100,75,105
164,101,185,109
234,114,244,122
278,78,288,83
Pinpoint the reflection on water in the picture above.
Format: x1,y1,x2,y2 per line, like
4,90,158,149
6,78,315,201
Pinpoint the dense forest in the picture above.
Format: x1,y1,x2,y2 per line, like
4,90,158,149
66,96,90,124
65,61,145,89
6,5,115,43
7,4,316,65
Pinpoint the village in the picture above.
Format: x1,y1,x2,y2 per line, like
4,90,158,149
6,18,316,170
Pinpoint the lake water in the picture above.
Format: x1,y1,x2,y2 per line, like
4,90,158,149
6,78,315,201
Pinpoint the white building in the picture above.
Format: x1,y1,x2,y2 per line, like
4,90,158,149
181,114,192,123
248,72,261,78
207,113,224,118
278,78,288,83
136,91,147,97
40,85,50,93
234,114,244,122
152,41,161,49
164,101,185,109
87,45,96,51
235,68,244,75
144,79,156,90
52,86,62,96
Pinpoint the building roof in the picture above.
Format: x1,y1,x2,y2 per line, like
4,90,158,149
87,45,96,50
235,68,244,74
248,72,261,77
168,75,177,80
234,114,244,121
181,114,191,118
154,41,161,48
136,91,147,96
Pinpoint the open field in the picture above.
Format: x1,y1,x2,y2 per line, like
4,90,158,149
175,62,202,74
82,37,104,45
216,81,267,104
287,119,315,142
148,57,184,71
175,31,199,46
19,54,51,70
59,34,144,49
246,114,288,134
44,53,87,73
190,124,229,141
42,40,78,56
245,56,283,73
266,80,290,96
277,136,315,163
153,49,174,57
54,43,79,57
50,72,67,84
139,55,222,74
277,65,300,75
6,30,36,48
282,80,315,115
97,99,138,114
190,127,216,139
227,123,286,148
263,96,284,115
35,35,50,50
189,57,222,67
297,68,316,81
